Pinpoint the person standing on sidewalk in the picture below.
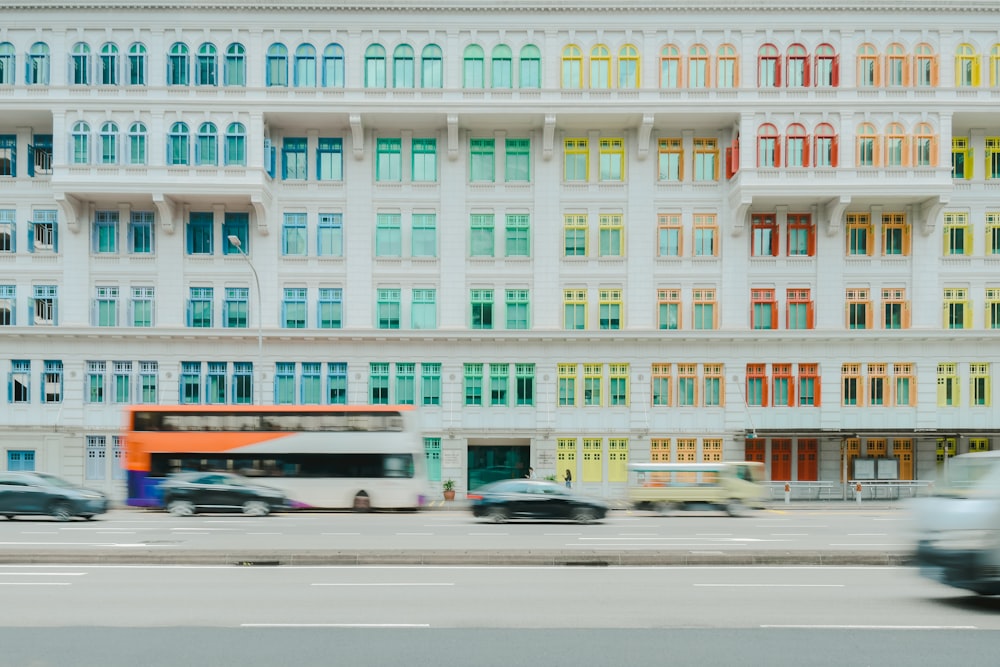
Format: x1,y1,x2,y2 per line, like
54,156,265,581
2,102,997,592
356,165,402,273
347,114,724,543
564,469,572,489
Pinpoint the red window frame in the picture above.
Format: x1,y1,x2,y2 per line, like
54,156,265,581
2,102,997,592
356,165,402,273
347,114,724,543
772,363,794,406
786,288,814,329
746,363,769,407
751,288,777,330
786,213,815,256
751,213,779,256
813,123,839,167
798,363,821,406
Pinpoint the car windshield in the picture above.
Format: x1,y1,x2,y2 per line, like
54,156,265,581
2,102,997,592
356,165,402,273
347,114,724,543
31,472,75,488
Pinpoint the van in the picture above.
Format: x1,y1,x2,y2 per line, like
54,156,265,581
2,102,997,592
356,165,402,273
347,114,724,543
913,451,1000,595
626,461,767,516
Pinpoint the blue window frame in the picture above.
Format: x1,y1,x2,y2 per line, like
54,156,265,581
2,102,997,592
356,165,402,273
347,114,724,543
266,43,288,86
128,211,154,254
222,213,248,255
223,287,248,328
9,360,30,403
318,288,343,329
224,43,245,86
322,44,345,87
127,43,146,85
186,211,213,254
99,43,118,85
180,361,201,404
29,285,57,325
274,362,296,404
206,361,226,404
0,134,16,176
128,122,147,165
27,42,50,85
317,138,342,180
168,122,189,165
0,284,15,326
282,287,307,328
28,210,58,253
294,44,316,87
167,42,189,85
327,362,347,404
8,450,35,471
187,287,213,327
232,362,252,404
196,122,217,165
42,360,62,403
301,362,322,404
93,210,118,253
196,43,217,86
225,123,246,166
318,213,343,256
282,138,307,180
0,43,15,85
71,42,90,85
364,44,386,87
282,213,307,255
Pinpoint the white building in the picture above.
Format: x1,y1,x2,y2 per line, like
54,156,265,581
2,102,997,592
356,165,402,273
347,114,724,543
1,0,999,501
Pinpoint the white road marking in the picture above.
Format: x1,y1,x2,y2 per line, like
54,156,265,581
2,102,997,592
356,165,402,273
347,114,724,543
242,623,430,628
311,582,454,587
696,583,845,587
395,532,433,536
321,532,361,536
761,624,977,630
0,572,86,576
0,582,72,586
848,533,887,536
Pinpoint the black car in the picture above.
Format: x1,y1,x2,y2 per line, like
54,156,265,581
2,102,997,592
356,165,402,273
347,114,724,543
0,471,109,521
158,472,287,516
467,479,608,524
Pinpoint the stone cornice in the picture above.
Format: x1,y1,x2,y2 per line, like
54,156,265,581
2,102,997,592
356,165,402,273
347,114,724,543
3,1,1000,13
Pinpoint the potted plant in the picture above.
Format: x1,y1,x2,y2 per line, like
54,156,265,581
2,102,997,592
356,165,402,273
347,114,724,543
442,479,456,501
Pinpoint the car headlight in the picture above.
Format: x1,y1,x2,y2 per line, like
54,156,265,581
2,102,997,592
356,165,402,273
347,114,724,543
932,529,1000,551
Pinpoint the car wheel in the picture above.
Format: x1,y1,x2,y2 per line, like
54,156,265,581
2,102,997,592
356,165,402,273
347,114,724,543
3,514,15,520
352,492,371,513
167,499,196,517
48,502,73,522
486,507,508,524
725,499,746,517
83,515,96,521
654,501,677,516
242,500,270,517
572,507,598,524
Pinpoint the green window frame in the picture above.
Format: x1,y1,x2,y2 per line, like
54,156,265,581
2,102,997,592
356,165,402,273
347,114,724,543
516,363,535,406
375,138,402,181
470,213,495,257
505,289,529,330
421,363,441,406
282,287,307,328
505,214,530,257
470,138,495,182
490,363,509,406
395,362,416,405
377,288,400,329
376,213,402,257
411,213,437,257
411,288,436,329
505,138,530,182
369,362,390,405
412,138,437,182
471,289,493,329
464,363,483,406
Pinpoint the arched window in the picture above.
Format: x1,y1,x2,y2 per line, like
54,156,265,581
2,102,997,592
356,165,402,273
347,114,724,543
225,43,246,86
857,122,878,166
814,44,838,87
266,43,288,86
167,121,189,165
857,43,879,87
421,44,442,88
71,121,90,164
27,42,50,85
196,43,217,86
225,122,246,166
99,43,118,86
392,44,413,88
885,122,907,167
322,44,345,87
660,44,681,88
757,123,780,167
491,45,512,88
757,44,780,87
463,44,484,88
915,43,938,87
294,44,316,87
99,121,118,164
688,44,709,88
716,44,738,88
196,122,217,165
127,43,146,86
785,124,808,167
590,44,610,89
886,43,906,87
914,122,936,166
167,42,189,86
364,44,386,87
0,42,15,85
561,45,583,89
618,44,639,88
786,44,808,87
128,121,147,165
956,43,979,87
813,123,838,167
71,42,91,85
519,44,541,88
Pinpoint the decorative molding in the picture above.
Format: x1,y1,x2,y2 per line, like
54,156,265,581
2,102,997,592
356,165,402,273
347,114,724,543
636,114,654,161
251,191,271,235
542,114,556,161
52,192,84,233
824,195,851,236
349,113,364,160
152,193,176,234
729,195,752,236
920,195,948,236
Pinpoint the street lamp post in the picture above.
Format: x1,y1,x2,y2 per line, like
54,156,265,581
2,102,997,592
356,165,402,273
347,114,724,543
228,235,263,404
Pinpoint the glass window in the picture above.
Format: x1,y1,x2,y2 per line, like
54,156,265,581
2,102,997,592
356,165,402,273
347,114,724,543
222,213,248,256
93,286,119,327
412,138,437,182
317,138,343,180
411,213,437,257
282,287,307,328
167,42,189,85
266,43,288,86
282,212,307,255
505,289,529,330
128,122,147,165
505,214,529,257
519,45,541,88
282,137,307,179
294,44,316,87
71,42,91,85
564,139,588,181
196,122,217,165
196,43,217,86
318,288,342,329
131,286,154,327
186,211,213,254
71,121,90,164
377,288,400,329
127,43,146,85
375,213,402,257
470,213,494,256
187,287,213,328
421,363,441,405
505,138,530,182
224,287,248,328
411,289,436,329
376,138,402,181
364,44,386,87
392,44,414,88
327,362,347,404
322,44,345,87
168,122,189,166
463,44,484,87
225,123,246,166
224,43,246,86
99,43,118,85
470,138,495,182
317,213,343,257
471,289,493,329
491,45,512,88
421,45,443,88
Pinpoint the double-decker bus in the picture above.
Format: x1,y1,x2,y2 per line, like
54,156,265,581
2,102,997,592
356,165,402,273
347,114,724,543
122,405,430,511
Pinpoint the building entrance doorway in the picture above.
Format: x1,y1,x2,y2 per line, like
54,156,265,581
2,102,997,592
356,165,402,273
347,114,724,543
468,443,530,490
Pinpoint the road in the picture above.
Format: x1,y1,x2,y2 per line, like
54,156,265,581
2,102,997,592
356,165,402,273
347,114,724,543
0,505,916,565
0,565,997,666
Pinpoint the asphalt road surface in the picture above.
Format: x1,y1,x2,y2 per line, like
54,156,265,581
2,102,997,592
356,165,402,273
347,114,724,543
0,506,916,565
0,565,997,667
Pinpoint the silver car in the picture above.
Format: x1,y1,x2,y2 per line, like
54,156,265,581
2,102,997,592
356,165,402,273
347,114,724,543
0,472,109,521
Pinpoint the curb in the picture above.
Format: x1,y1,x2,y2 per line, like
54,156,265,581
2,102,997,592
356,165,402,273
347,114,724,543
0,549,913,567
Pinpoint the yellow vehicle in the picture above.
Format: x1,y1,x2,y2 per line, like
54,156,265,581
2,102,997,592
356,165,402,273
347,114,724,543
627,461,767,516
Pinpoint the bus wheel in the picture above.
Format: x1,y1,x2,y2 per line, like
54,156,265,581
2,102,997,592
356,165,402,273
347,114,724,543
352,492,371,513
654,501,676,516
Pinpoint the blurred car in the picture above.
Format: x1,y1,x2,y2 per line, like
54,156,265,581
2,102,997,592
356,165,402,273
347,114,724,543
159,472,287,516
467,479,608,524
913,451,1000,595
0,471,109,521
